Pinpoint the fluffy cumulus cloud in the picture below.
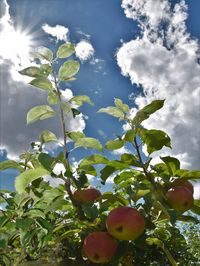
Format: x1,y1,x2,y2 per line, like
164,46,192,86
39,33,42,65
42,24,69,42
75,40,94,61
0,1,86,158
117,0,200,169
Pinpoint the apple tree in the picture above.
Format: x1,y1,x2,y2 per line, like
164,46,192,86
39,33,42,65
0,43,200,266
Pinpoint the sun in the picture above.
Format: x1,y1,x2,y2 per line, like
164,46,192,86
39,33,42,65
0,27,34,66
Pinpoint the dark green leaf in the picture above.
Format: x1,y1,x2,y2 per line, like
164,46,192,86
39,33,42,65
98,106,125,120
177,215,199,224
56,43,75,58
16,218,33,231
105,139,124,150
82,204,99,220
191,205,200,215
100,165,116,182
74,173,88,189
38,153,54,171
29,78,53,90
133,100,165,127
139,128,171,154
75,137,103,152
71,108,81,118
15,167,49,193
59,60,80,79
124,129,136,142
27,105,56,124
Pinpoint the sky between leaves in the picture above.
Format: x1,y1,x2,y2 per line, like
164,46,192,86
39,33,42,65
0,0,200,196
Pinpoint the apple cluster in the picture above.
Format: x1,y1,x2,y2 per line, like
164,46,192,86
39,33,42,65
166,180,194,213
73,188,145,264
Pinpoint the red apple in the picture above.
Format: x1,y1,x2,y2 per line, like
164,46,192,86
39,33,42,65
106,206,145,240
83,232,117,263
171,180,194,194
73,188,101,203
166,186,194,213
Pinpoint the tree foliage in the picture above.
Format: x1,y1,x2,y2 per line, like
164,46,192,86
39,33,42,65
0,43,199,266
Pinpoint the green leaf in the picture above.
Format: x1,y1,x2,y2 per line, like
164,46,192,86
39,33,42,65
27,105,56,124
33,46,53,61
15,167,49,193
26,209,46,219
124,129,136,142
133,100,165,127
74,173,88,189
107,160,129,170
61,102,71,114
70,95,93,106
38,153,55,171
71,108,81,118
59,60,80,79
98,106,125,120
175,169,200,180
16,218,33,231
78,165,97,176
146,237,163,248
68,131,86,141
0,160,24,172
114,98,129,113
161,156,180,176
133,189,151,201
177,215,199,224
74,137,103,152
100,165,116,182
139,128,171,154
99,192,128,205
191,205,200,215
105,139,124,150
39,130,57,143
82,204,99,220
79,154,109,167
47,91,59,105
29,78,53,91
19,66,42,78
121,154,141,167
56,43,75,58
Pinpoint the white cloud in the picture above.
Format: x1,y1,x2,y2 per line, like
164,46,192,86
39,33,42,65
43,175,65,188
117,0,200,169
75,40,94,61
42,24,69,42
112,146,131,156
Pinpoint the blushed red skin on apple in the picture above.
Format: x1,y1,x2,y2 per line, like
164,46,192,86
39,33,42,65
106,206,145,240
166,186,194,213
73,188,101,203
171,180,194,194
83,232,117,263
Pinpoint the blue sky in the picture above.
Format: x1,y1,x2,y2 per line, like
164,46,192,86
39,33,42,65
0,0,200,196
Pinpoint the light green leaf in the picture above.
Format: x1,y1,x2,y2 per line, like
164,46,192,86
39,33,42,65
175,169,200,180
75,137,103,152
29,78,53,90
56,43,75,58
47,91,59,105
114,98,129,113
105,139,124,150
19,66,42,78
107,160,129,170
121,154,141,167
161,156,180,176
79,154,109,167
78,165,97,176
59,60,80,79
98,106,125,120
33,46,53,61
0,160,24,172
27,105,56,124
39,130,57,143
15,167,49,193
61,102,71,114
99,192,128,205
139,128,171,154
133,100,165,127
70,95,93,106
67,131,86,141
26,209,46,219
